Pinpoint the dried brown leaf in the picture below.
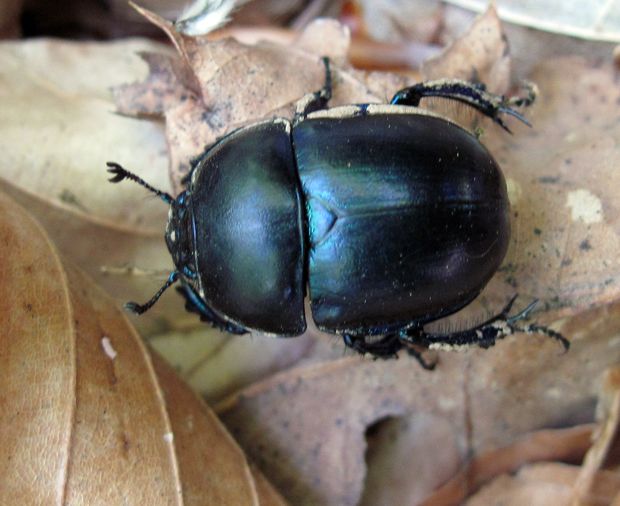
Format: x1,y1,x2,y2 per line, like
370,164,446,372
421,425,594,505
216,292,620,505
482,56,620,309
0,188,278,504
572,367,620,503
115,9,381,191
422,5,510,92
467,463,620,506
250,464,290,506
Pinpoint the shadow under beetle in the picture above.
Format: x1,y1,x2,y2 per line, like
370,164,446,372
108,57,569,368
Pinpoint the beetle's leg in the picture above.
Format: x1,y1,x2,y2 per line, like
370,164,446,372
294,56,333,121
107,162,174,204
125,271,180,314
399,295,570,351
405,346,437,370
390,80,536,134
342,332,436,369
176,285,248,335
342,332,403,359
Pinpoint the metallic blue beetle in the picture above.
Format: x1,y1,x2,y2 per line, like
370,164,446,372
108,58,568,366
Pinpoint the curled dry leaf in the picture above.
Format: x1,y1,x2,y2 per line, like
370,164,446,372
422,5,511,92
0,188,285,505
114,7,388,192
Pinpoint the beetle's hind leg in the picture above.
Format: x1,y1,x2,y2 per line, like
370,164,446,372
390,80,537,133
294,56,333,122
399,295,570,352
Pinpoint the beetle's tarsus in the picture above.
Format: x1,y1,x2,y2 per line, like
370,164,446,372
124,301,146,314
106,161,174,204
525,324,570,352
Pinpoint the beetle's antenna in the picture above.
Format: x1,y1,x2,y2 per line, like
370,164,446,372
107,162,174,205
125,271,179,314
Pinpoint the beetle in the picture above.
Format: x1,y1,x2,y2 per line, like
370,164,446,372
108,57,568,367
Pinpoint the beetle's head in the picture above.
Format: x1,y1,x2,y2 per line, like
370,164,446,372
165,191,196,280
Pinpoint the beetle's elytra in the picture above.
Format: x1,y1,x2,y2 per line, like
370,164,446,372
108,58,568,367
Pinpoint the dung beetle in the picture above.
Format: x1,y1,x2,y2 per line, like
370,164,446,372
108,58,568,367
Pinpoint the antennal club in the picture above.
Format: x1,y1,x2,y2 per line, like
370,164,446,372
106,162,174,204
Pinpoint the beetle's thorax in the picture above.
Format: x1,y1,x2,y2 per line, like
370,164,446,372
165,191,196,278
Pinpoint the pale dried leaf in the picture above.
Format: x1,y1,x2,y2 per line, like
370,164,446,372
0,39,191,334
149,327,316,403
446,0,620,43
